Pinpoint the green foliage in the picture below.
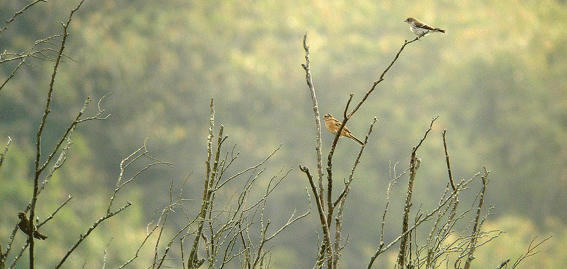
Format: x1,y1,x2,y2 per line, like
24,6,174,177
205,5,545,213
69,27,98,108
474,216,563,269
1,0,566,267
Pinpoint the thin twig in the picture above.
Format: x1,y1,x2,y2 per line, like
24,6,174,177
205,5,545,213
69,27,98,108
347,37,420,118
0,0,46,35
511,236,552,268
368,175,478,269
334,117,377,206
55,202,132,269
442,130,456,191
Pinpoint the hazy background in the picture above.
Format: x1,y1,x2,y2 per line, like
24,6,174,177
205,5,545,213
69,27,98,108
1,0,566,267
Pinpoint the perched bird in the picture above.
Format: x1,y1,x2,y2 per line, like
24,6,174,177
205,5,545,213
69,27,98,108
323,114,364,146
404,17,445,37
18,212,47,240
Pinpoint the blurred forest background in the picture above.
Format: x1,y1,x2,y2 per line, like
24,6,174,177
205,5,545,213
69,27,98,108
1,0,566,268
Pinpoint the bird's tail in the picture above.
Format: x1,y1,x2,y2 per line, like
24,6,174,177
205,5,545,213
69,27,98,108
348,134,364,146
35,231,47,240
435,28,446,33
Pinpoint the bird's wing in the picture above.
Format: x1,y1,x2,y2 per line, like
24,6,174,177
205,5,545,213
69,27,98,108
419,23,437,31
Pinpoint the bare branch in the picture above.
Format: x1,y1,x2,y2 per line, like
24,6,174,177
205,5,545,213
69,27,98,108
29,1,86,267
0,0,47,35
301,33,325,189
463,167,490,269
397,116,438,267
511,236,552,268
0,136,12,174
442,129,457,191
497,259,510,269
8,197,73,268
108,139,172,215
347,37,420,118
55,202,132,269
368,174,479,268
334,117,377,206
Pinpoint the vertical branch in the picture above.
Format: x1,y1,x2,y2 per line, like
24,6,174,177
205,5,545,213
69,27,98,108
299,165,331,267
442,130,456,191
301,33,336,267
323,96,353,262
381,162,402,246
332,191,348,269
188,99,216,268
463,167,489,269
396,149,420,268
327,95,354,192
396,116,437,268
29,1,85,267
0,136,12,174
4,98,106,269
301,34,325,194
205,99,215,190
0,137,8,267
204,125,226,264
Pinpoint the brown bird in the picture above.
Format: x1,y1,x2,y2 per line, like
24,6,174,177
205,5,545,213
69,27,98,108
404,17,445,38
18,212,47,240
323,114,364,146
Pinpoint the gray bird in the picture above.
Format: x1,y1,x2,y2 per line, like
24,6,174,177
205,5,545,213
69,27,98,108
404,17,445,37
